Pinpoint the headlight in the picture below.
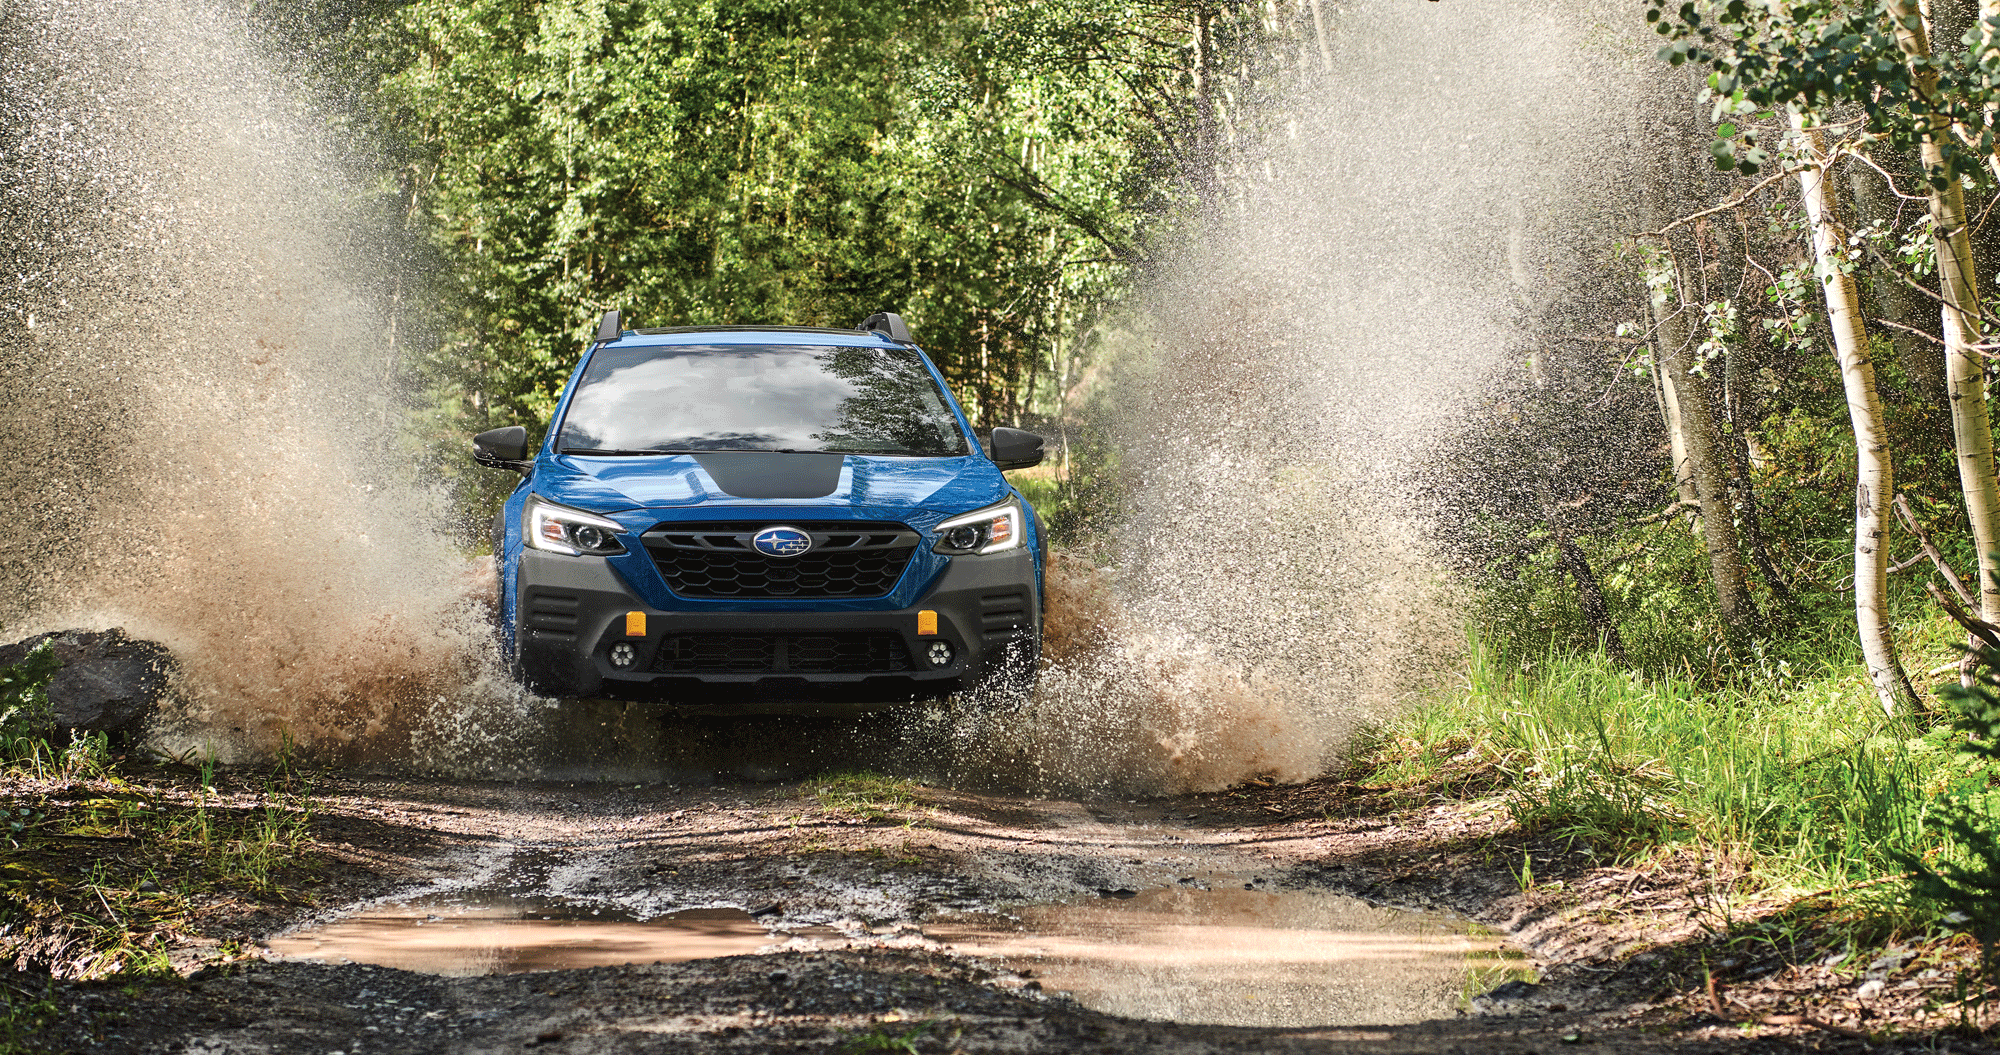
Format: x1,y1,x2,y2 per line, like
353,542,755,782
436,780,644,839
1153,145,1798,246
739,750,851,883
525,495,628,556
932,498,1022,555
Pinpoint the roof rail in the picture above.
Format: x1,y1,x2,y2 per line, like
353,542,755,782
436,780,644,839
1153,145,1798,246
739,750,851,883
858,311,913,343
595,309,622,343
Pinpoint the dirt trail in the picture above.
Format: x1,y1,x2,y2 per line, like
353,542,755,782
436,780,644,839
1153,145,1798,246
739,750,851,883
30,771,1972,1054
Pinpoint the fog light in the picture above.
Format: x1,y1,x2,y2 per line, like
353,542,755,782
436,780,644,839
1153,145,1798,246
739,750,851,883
609,643,636,668
926,641,954,667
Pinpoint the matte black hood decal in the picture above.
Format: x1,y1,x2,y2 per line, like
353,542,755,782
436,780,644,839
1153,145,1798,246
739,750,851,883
691,452,845,499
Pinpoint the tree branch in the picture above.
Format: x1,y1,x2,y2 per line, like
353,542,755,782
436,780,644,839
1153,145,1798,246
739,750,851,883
1896,492,1978,608
1637,164,1818,239
1925,580,2000,651
993,163,1135,263
1873,316,1946,346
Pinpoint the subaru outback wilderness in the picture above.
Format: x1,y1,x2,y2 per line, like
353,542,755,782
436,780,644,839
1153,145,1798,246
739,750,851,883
473,311,1047,713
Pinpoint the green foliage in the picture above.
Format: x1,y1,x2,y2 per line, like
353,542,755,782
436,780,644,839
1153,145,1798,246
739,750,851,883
1897,647,2000,972
1648,0,1999,183
0,645,60,770
840,1019,936,1054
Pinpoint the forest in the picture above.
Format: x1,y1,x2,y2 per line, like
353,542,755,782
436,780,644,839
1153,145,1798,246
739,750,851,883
13,0,2000,1037
248,0,2000,947
188,0,2000,947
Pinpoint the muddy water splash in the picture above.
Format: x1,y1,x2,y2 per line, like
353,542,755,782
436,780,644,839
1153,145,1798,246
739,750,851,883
984,1,1657,793
0,0,517,763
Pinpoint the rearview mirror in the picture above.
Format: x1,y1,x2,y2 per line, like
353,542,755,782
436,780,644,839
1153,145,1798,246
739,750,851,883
987,427,1045,471
473,425,530,470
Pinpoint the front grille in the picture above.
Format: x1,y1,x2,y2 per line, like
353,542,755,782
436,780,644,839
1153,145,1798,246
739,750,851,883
652,633,914,674
643,521,919,599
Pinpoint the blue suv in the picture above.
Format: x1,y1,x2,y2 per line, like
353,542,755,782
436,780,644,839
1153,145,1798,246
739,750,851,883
473,311,1047,713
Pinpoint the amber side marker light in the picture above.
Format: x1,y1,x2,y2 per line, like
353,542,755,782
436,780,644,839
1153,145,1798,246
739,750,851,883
917,610,938,636
625,611,647,636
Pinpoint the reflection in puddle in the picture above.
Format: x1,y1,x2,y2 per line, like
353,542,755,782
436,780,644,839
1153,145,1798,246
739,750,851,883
923,886,1514,1027
265,897,791,976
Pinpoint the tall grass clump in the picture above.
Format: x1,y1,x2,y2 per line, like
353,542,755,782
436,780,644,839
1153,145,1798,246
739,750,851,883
1370,633,1965,897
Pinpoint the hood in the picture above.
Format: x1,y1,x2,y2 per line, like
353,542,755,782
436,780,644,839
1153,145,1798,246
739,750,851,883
534,452,1010,519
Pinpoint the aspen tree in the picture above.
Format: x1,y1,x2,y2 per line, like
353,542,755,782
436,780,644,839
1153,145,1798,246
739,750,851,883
1649,246,1762,633
1888,0,2000,625
1794,117,1918,715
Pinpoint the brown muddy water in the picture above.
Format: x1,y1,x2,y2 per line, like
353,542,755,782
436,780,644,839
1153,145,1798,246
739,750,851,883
266,885,1523,1028
925,886,1519,1027
263,897,840,977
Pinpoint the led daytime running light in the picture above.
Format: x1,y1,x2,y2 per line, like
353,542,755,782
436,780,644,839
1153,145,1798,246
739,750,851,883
933,499,1023,556
525,495,627,556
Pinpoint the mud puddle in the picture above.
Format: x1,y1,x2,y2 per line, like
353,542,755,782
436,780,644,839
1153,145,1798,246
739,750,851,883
925,885,1524,1027
271,878,1523,1030
264,897,839,976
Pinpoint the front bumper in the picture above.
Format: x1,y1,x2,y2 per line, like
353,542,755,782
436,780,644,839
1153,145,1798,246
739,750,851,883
512,547,1038,709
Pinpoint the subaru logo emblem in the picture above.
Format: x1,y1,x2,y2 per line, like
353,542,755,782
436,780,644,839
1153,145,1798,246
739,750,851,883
752,526,813,557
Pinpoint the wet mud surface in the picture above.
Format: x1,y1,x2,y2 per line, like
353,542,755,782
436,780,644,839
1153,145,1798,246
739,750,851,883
26,766,2000,1053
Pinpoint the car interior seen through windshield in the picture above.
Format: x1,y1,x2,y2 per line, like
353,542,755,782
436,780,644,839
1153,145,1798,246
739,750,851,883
556,344,971,457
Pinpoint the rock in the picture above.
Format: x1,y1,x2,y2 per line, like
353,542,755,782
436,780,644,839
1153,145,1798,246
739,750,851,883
1481,980,1542,1002
0,628,175,738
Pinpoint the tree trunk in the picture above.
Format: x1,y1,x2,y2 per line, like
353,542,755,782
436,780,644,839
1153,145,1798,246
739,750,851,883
1648,287,1700,512
1556,536,1630,666
1652,251,1762,633
1890,0,2000,625
1796,118,1919,717
1305,0,1333,72
1187,4,1220,214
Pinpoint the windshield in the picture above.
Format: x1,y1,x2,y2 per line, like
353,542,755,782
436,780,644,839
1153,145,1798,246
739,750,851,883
555,344,971,457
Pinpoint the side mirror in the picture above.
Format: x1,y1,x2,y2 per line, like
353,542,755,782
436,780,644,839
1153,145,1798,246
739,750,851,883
472,425,530,471
987,427,1045,471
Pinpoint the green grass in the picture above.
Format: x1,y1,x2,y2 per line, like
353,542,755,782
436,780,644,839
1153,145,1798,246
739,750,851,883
810,770,929,823
1366,632,1981,904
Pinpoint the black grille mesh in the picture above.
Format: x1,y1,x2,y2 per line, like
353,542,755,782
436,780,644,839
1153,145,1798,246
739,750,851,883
643,522,918,599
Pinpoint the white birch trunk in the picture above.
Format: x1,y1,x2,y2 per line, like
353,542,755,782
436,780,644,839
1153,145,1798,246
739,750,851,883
1648,287,1701,512
1890,0,2000,625
1795,118,1918,716
1652,258,1761,632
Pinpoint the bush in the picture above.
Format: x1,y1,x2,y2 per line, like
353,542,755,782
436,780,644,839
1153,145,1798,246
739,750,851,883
0,645,60,769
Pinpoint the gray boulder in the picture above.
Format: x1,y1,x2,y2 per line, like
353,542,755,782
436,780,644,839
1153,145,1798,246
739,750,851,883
0,628,175,738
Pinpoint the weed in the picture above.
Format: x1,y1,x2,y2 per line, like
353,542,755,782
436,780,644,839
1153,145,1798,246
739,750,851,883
840,1019,935,1054
0,767,318,979
1458,945,1540,1009
813,771,928,823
